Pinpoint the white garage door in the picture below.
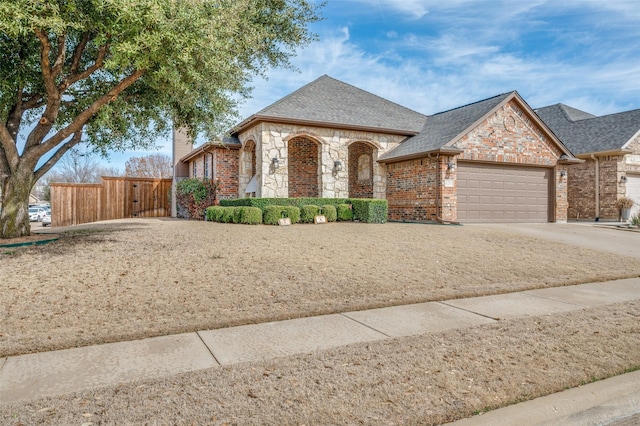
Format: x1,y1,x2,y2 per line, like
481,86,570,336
457,162,552,223
626,174,640,219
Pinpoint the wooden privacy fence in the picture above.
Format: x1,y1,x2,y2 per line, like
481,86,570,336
50,177,172,227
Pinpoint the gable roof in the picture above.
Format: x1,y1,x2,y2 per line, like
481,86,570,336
180,136,241,163
379,91,573,163
535,104,640,155
234,75,427,135
379,92,513,162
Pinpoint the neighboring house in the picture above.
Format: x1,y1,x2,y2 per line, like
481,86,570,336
174,75,580,223
536,104,640,221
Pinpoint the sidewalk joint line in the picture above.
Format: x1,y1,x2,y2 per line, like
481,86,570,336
436,301,501,321
521,292,586,307
195,331,221,366
339,313,392,338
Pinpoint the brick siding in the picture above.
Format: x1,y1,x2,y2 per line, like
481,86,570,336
568,155,627,221
386,100,566,222
348,142,374,198
386,157,439,221
187,147,239,200
288,137,319,197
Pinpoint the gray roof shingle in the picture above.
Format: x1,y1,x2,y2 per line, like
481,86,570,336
535,104,640,154
379,92,514,161
247,75,427,134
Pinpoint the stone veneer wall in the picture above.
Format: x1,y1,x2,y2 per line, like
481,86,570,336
237,123,405,198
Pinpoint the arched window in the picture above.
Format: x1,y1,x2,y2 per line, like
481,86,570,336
358,154,371,181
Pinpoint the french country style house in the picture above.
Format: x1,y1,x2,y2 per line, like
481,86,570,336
173,75,580,223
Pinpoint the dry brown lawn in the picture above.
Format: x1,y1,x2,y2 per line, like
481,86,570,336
1,218,640,424
1,301,638,425
1,218,640,358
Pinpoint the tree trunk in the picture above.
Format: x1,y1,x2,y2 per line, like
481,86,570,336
1,169,34,239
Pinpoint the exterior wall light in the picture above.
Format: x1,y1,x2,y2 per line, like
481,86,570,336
271,157,279,168
620,175,628,183
447,161,456,171
334,160,343,172
560,170,567,177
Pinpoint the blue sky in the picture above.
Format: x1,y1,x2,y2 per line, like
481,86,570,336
100,0,640,170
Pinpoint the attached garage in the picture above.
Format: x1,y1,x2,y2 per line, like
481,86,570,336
627,174,640,219
457,162,552,223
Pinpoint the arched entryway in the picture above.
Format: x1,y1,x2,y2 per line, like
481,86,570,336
288,136,320,197
348,142,375,198
243,140,257,197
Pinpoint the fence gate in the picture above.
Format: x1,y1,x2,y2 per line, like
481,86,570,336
51,177,172,227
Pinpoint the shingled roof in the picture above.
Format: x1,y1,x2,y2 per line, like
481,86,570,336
235,75,427,135
379,92,515,162
535,104,640,155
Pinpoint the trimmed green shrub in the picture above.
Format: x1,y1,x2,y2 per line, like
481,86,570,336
205,206,223,222
221,207,235,223
240,207,262,225
282,206,301,224
336,203,353,221
263,205,301,225
350,198,388,223
301,205,321,223
322,204,337,222
263,205,285,225
220,197,350,211
232,207,243,224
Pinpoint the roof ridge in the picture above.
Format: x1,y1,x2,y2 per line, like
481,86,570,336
430,91,515,117
254,74,330,115
257,74,427,119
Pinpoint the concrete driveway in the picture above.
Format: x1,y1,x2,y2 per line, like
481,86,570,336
470,222,640,259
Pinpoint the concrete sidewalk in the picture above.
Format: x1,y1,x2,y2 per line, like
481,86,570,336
1,278,639,424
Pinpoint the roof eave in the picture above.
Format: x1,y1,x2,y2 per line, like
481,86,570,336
180,141,241,163
574,149,634,159
234,115,421,137
378,147,465,164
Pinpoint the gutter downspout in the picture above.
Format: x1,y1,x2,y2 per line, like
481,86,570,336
591,154,600,221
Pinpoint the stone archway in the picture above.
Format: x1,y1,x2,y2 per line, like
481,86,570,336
288,136,320,197
242,140,257,196
348,142,375,198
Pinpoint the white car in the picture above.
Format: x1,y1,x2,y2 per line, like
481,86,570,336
41,213,51,227
29,207,47,222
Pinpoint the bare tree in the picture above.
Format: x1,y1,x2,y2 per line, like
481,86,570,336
38,148,123,200
125,154,173,178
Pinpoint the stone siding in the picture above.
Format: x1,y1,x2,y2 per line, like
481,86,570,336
237,123,405,198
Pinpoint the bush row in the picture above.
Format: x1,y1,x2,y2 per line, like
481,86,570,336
205,206,262,225
205,203,353,225
219,198,386,223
